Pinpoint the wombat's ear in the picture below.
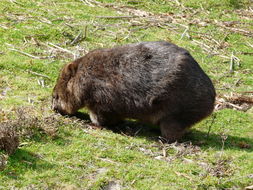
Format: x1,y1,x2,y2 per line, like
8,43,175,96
66,61,78,77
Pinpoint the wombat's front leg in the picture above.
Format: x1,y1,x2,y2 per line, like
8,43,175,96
159,118,186,142
89,111,105,126
89,111,122,126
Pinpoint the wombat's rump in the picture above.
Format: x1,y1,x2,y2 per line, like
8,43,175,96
52,41,216,142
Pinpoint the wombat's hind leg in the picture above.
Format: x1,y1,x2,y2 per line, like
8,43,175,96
159,118,186,143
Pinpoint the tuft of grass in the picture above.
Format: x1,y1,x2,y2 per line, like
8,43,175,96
0,123,19,155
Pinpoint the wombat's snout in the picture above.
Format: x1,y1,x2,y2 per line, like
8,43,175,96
52,101,67,115
51,95,63,114
51,95,75,116
51,97,59,113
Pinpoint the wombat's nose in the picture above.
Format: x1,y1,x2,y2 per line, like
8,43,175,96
53,106,58,112
51,99,58,112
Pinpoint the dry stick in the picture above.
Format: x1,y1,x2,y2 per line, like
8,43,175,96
206,113,216,138
80,0,95,7
227,102,244,110
70,31,83,45
247,42,253,48
220,132,228,158
180,27,189,40
9,48,41,59
0,24,8,29
87,0,103,7
134,127,142,136
224,94,253,104
37,79,45,87
234,78,241,86
9,0,23,5
218,55,230,59
218,24,253,37
27,70,51,80
36,18,52,25
174,0,185,8
241,52,253,55
240,91,253,94
84,25,88,39
234,55,240,67
216,33,229,48
47,42,75,58
80,0,105,8
192,39,211,50
229,52,235,73
230,53,241,71
96,16,137,19
192,39,215,54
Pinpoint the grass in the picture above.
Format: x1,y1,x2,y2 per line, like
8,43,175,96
0,0,253,189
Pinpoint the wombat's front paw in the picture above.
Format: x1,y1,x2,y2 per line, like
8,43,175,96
159,119,186,143
86,123,103,130
89,111,102,126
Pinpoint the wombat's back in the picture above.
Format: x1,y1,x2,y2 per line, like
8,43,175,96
81,41,215,123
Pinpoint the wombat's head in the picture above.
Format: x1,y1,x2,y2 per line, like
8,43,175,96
52,61,80,115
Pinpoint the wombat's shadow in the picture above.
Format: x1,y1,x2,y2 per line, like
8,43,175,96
74,112,253,152
2,149,56,179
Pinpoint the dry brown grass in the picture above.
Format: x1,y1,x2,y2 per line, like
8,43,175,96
0,122,19,155
0,107,61,155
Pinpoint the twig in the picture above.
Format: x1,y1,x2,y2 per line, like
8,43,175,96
47,42,75,57
36,18,52,25
218,55,230,59
96,16,136,19
80,0,95,7
226,102,244,110
70,31,83,45
217,131,228,158
240,91,253,94
174,0,185,8
84,25,88,39
180,27,190,40
9,48,39,59
175,171,192,181
230,52,235,73
224,94,253,104
241,52,253,55
0,24,8,29
192,39,216,54
37,79,45,87
218,24,253,37
134,127,142,136
234,78,241,86
206,113,216,138
246,42,253,48
9,48,51,59
9,0,23,5
28,70,51,79
230,52,240,72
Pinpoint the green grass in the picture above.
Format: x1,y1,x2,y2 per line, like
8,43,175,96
0,0,253,189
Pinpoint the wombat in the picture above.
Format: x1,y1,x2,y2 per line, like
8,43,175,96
52,41,216,142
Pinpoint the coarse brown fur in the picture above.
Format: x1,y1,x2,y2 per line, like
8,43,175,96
52,41,216,142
